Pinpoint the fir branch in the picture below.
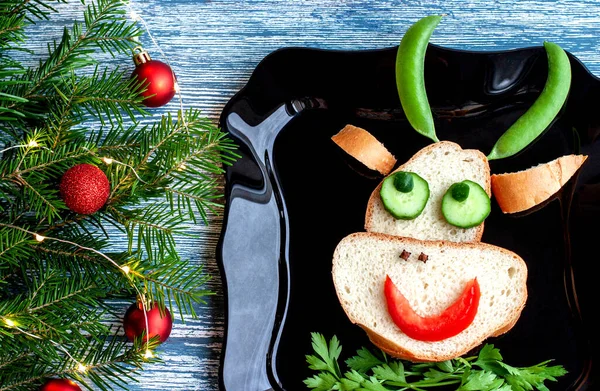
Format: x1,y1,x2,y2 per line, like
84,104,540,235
4,0,141,114
0,335,160,391
0,226,33,269
0,12,25,47
1,0,66,22
15,174,62,221
51,66,148,125
139,256,214,319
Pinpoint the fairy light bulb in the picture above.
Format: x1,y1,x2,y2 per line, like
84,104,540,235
102,157,113,165
77,363,88,373
4,318,15,327
144,349,154,359
27,140,39,148
130,10,141,21
121,265,131,274
34,234,46,242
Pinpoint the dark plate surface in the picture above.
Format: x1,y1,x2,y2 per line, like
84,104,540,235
216,44,598,390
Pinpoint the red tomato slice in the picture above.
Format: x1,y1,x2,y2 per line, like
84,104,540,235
384,275,480,342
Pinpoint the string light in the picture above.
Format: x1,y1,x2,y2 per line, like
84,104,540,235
0,139,51,154
144,349,154,359
101,154,148,184
80,147,149,184
5,320,90,375
0,223,153,359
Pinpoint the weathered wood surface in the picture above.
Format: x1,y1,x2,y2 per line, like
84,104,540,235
24,0,600,389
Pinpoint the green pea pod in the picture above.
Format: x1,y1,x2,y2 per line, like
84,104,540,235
396,15,443,143
487,41,572,160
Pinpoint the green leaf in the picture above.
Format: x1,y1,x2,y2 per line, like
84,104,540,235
372,362,406,383
307,354,330,372
459,370,504,391
344,369,367,385
502,361,567,391
361,377,390,391
304,372,340,390
436,360,455,373
309,332,342,377
346,347,384,373
477,344,504,364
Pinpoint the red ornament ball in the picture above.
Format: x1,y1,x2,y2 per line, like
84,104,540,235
131,49,176,108
39,379,81,391
59,163,110,215
123,302,173,343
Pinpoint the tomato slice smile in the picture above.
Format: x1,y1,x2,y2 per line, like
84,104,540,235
384,275,481,342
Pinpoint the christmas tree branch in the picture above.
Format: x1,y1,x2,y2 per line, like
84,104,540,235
51,67,147,125
3,0,66,22
0,0,239,387
0,335,160,391
5,0,141,114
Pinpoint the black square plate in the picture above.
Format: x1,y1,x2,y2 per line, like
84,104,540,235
216,44,598,390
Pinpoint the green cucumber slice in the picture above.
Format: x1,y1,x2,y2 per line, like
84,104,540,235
442,180,490,228
380,171,430,220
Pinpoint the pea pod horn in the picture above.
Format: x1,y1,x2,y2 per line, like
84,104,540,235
396,15,443,143
487,41,572,160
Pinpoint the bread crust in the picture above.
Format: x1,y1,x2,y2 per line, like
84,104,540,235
332,232,528,362
331,124,397,175
491,154,588,214
364,141,491,242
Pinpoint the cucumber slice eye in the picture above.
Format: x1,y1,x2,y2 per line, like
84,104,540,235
380,171,430,220
393,172,414,193
442,180,490,228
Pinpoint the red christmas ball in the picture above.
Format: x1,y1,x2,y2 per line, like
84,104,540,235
123,302,173,343
59,163,110,215
131,49,176,108
39,379,81,391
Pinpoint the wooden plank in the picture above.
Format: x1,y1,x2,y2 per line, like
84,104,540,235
14,0,600,389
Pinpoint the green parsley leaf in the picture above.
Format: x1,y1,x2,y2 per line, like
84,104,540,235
346,347,385,372
361,377,390,391
307,332,343,377
459,369,504,390
372,362,406,383
304,372,340,390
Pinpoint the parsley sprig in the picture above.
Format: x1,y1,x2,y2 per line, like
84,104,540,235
305,333,567,391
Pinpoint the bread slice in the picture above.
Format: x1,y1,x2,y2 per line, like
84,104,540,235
332,124,397,175
365,141,491,242
332,232,528,362
491,154,588,214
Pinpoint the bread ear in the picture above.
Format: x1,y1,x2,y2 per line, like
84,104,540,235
491,154,588,214
331,124,397,175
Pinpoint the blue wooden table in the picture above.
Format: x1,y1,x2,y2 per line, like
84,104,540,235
27,0,600,389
